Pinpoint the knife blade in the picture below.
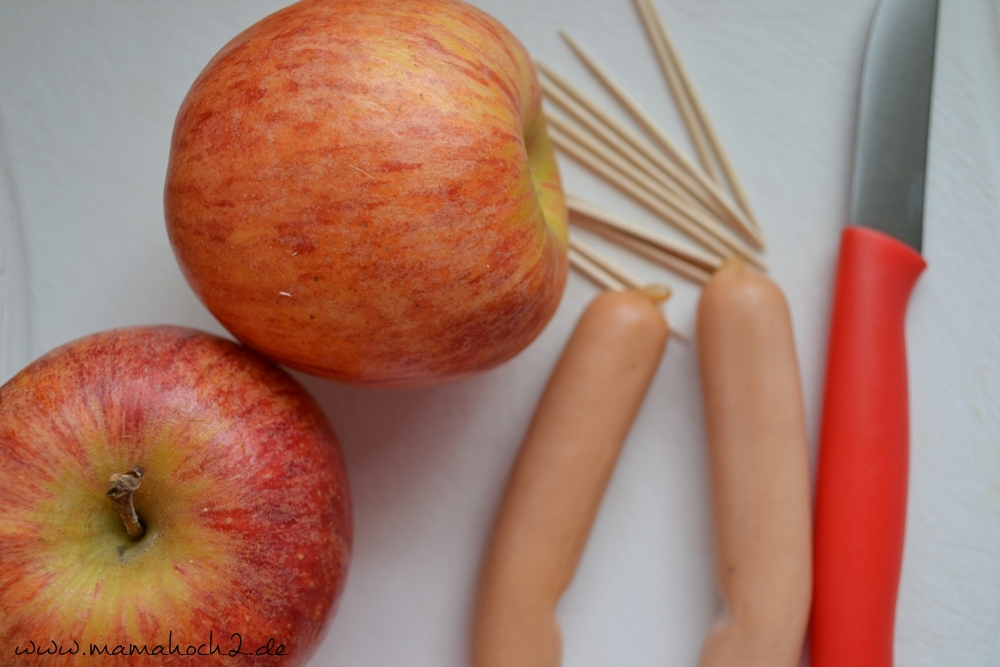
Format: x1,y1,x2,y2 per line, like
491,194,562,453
810,0,939,665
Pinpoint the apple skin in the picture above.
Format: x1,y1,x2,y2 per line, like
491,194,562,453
0,327,351,666
164,0,568,387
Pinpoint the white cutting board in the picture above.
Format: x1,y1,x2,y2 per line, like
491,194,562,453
2,1,999,665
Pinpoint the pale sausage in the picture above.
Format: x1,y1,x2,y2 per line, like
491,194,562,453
471,289,669,667
696,259,812,667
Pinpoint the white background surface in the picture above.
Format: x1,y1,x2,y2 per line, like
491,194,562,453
2,1,999,665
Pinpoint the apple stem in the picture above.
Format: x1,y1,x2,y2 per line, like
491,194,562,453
107,466,145,539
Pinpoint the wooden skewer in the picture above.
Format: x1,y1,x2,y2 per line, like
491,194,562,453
539,70,756,256
551,121,728,260
556,34,703,186
540,74,715,220
635,0,764,238
568,246,627,291
569,235,645,291
575,217,712,285
567,195,717,282
633,0,717,182
548,116,767,270
553,36,766,250
567,195,719,271
548,112,749,260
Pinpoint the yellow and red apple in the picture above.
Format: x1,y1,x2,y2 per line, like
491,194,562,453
164,0,568,387
0,327,351,666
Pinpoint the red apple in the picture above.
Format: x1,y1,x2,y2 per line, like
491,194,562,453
164,0,568,387
0,327,351,666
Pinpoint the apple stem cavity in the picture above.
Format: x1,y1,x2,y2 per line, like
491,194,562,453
107,466,146,540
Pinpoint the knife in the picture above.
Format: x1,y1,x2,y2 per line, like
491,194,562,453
810,0,938,665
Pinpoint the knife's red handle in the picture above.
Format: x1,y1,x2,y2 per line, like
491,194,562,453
810,226,926,667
